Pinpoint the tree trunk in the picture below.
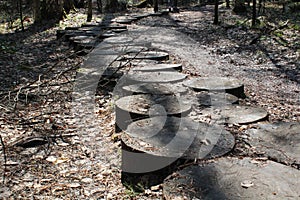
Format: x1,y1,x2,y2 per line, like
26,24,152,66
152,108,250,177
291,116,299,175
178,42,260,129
97,0,102,13
33,0,42,23
104,0,119,13
18,0,24,31
87,0,92,22
233,0,247,13
64,0,75,14
213,0,219,25
226,0,230,8
252,0,256,27
154,0,158,12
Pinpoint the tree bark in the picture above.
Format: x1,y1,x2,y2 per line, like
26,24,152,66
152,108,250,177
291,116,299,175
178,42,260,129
252,0,256,27
226,0,230,8
233,0,247,13
33,0,42,23
104,0,119,13
64,0,75,14
214,0,219,25
18,0,24,31
97,0,102,13
154,0,158,12
87,0,92,22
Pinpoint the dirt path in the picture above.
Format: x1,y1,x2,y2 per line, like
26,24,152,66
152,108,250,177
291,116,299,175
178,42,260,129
0,5,299,199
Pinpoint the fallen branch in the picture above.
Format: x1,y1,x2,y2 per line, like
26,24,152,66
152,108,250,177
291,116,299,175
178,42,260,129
0,133,7,184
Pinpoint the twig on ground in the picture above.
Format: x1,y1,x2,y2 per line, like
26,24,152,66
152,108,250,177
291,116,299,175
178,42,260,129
0,133,7,184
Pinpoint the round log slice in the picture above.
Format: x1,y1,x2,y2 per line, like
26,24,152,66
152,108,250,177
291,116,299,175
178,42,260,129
246,122,300,166
122,116,235,158
78,27,102,31
132,63,182,72
163,157,300,200
194,92,239,106
105,24,127,30
126,71,187,84
103,36,133,44
111,28,128,33
69,35,94,45
200,105,268,125
115,95,192,131
125,51,169,61
122,83,188,95
129,13,150,19
183,77,245,98
100,32,117,38
81,22,100,27
74,38,97,50
113,16,137,24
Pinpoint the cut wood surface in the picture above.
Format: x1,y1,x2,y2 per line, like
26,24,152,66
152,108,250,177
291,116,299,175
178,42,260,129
126,71,187,84
163,157,300,200
193,92,239,106
200,105,268,124
115,94,192,131
122,83,187,95
122,116,235,158
183,77,245,98
131,63,182,72
125,51,169,60
247,122,300,166
115,94,192,116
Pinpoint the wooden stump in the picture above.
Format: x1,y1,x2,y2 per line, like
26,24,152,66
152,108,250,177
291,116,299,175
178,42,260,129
200,105,268,125
113,16,137,24
103,36,134,44
132,63,182,72
115,94,192,131
78,27,102,31
105,24,127,30
126,71,187,84
100,32,117,39
81,22,100,27
125,51,169,61
122,116,234,159
163,157,300,200
246,122,300,166
183,77,245,98
73,38,98,51
194,92,239,106
111,28,128,33
122,83,187,95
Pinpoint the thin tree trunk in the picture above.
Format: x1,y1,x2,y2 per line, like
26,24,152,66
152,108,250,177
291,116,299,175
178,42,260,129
226,0,230,8
154,0,158,12
214,0,219,25
33,0,41,23
87,0,92,22
18,0,24,31
97,0,102,13
252,0,256,27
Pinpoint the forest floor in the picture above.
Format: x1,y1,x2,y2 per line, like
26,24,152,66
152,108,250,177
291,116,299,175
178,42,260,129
0,3,299,199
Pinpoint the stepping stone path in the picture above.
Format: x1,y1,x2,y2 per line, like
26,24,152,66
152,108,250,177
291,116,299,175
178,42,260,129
163,157,300,200
246,122,300,167
183,76,245,98
62,10,298,199
199,105,269,125
122,83,187,95
122,116,235,159
115,94,191,131
131,63,182,72
125,71,187,84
